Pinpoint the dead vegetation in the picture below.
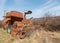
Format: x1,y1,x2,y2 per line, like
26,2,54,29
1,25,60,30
0,28,60,43
32,16,60,32
0,16,60,43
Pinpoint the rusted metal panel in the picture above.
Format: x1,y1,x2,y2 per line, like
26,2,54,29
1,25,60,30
6,11,23,18
2,10,32,39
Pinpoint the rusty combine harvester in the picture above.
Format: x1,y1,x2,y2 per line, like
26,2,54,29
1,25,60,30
2,10,33,39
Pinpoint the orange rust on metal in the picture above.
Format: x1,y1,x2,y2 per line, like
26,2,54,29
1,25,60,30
11,21,25,38
2,18,11,29
2,11,32,39
22,19,30,25
6,11,23,18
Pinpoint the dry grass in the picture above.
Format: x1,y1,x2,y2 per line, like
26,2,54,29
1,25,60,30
0,27,60,43
32,16,60,31
0,16,60,43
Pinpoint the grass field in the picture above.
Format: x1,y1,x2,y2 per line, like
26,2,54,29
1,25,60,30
0,27,60,43
0,16,60,43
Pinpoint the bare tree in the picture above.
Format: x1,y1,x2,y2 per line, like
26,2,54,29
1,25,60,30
42,12,52,27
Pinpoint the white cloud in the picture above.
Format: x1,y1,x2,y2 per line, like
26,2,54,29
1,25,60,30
32,2,54,17
32,0,60,18
49,6,60,11
39,0,53,8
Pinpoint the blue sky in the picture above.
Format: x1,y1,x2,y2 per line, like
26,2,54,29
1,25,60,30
0,0,60,20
